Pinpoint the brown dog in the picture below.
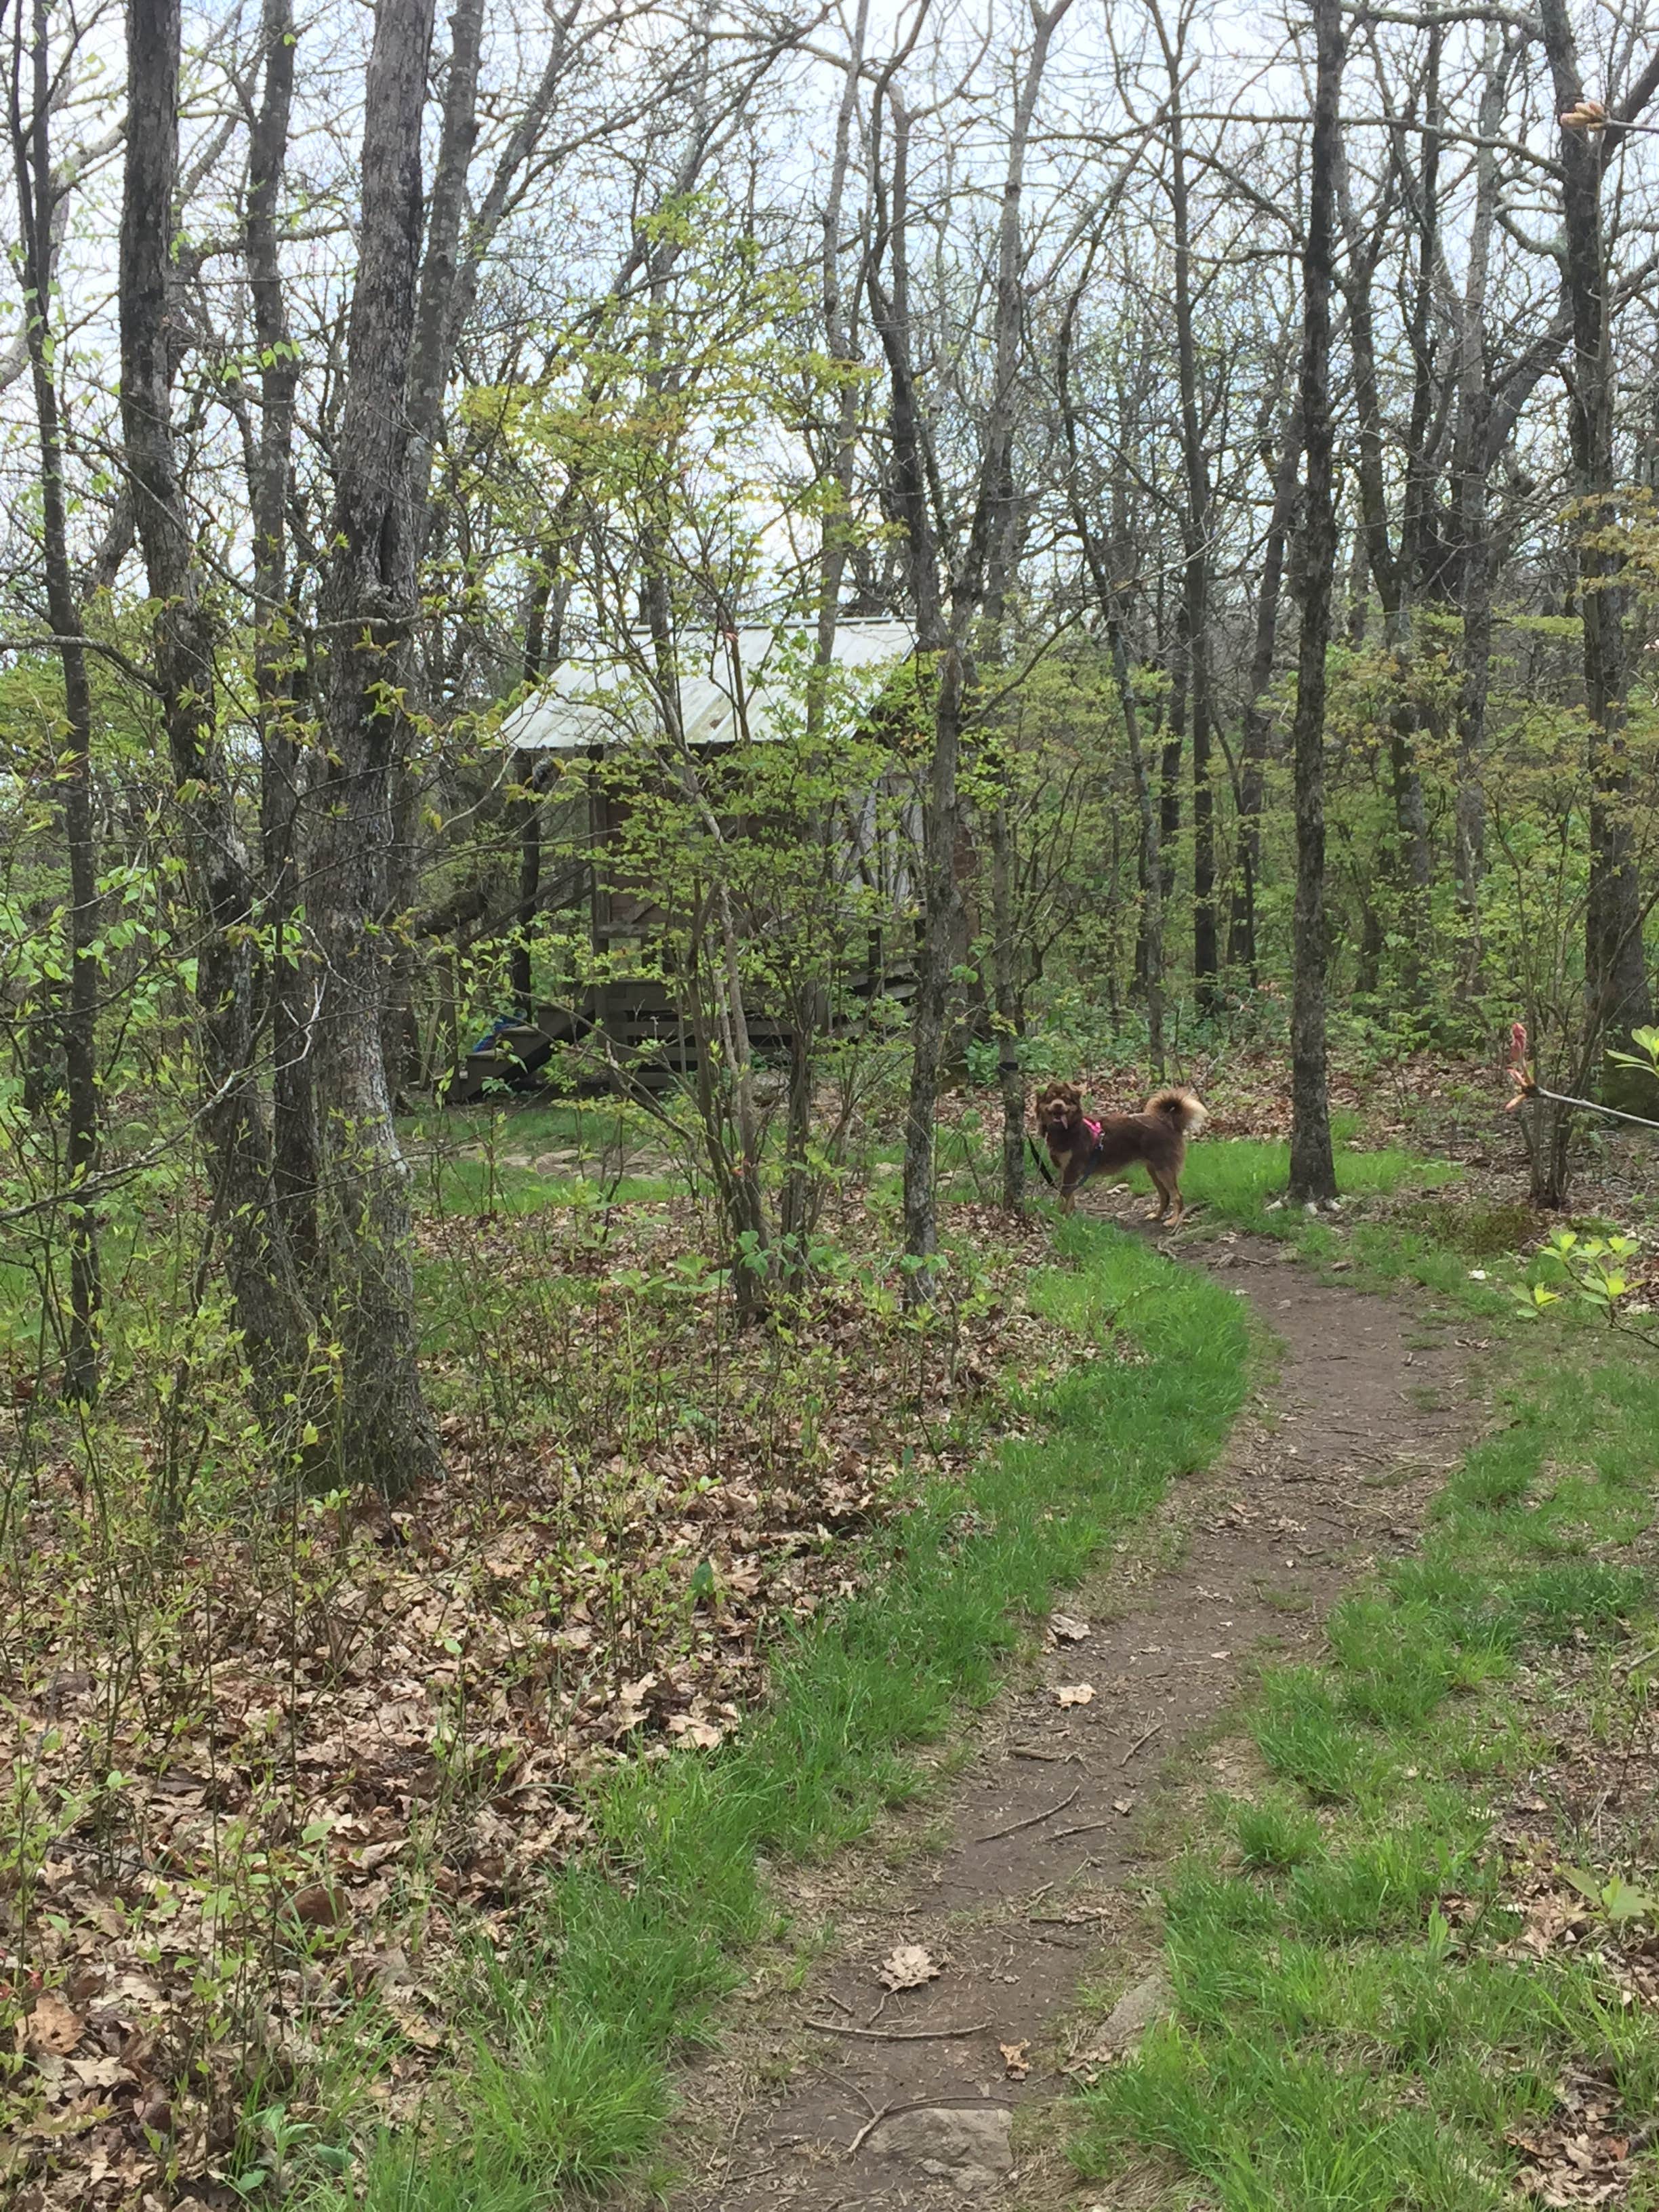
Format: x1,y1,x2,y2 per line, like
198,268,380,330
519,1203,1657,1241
1033,1080,1208,1223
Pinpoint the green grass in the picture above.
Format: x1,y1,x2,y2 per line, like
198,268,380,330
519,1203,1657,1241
1070,1256,1659,2210
402,1097,680,1217
302,1216,1250,2207
1179,1132,1458,1235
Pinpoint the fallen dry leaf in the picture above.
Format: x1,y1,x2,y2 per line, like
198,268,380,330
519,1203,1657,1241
1055,1683,1094,1707
877,1943,941,1991
1000,2039,1030,2079
385,2003,445,2052
1113,1797,1134,1814
1050,1614,1090,1643
26,1993,84,2055
666,1714,724,1749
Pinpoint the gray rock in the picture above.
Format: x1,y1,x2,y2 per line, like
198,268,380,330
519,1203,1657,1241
873,2103,1013,2192
1099,1969,1172,2051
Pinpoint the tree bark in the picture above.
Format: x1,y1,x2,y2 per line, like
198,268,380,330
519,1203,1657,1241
874,4,1068,1284
1162,79,1217,1002
1538,0,1654,1065
245,0,319,1281
1058,293,1164,1072
10,0,98,1397
1340,147,1431,1008
1287,0,1343,1209
121,0,310,1395
1229,402,1301,976
1450,21,1512,985
309,0,443,1492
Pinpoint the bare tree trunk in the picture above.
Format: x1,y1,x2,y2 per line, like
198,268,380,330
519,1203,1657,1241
9,0,98,1397
245,0,319,1282
876,3,1069,1284
1159,69,1218,1004
309,0,443,1492
121,0,310,1395
1287,0,1343,1208
1340,154,1431,1009
408,0,485,520
1160,617,1183,916
1450,34,1507,987
507,747,541,1018
1229,403,1300,976
783,0,870,1279
988,784,1026,1211
1539,0,1654,1081
1058,291,1164,1071
870,85,952,1288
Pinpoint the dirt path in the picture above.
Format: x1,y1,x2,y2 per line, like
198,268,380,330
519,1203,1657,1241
670,1225,1486,2211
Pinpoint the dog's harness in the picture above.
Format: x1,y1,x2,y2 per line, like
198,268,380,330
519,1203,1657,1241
1081,1117,1102,1147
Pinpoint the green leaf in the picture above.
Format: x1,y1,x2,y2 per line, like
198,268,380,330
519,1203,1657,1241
1601,1875,1654,1924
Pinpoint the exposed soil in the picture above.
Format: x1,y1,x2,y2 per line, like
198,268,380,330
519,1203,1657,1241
668,1210,1490,2211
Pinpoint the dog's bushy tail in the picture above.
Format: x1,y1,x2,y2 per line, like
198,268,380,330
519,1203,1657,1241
1145,1086,1208,1136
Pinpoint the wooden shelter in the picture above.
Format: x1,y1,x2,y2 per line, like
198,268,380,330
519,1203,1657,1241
454,621,918,1099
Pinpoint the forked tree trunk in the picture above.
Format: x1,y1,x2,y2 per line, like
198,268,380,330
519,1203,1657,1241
309,0,443,1493
1287,0,1343,1208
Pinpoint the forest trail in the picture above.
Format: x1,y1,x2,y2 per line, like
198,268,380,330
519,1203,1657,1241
670,1224,1488,2211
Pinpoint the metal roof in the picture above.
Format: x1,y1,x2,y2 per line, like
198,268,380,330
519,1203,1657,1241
497,620,914,753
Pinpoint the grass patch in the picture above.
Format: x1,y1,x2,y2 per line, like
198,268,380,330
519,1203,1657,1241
302,1216,1248,2206
1181,1135,1457,1236
1070,1252,1659,2210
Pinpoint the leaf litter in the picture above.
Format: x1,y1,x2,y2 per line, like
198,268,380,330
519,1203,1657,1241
0,1189,1074,2208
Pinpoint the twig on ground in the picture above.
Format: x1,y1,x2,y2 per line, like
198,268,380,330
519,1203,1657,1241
1050,1817,1118,1841
806,2018,992,2042
973,1786,1078,1843
1120,1721,1163,1766
846,2103,894,2156
846,2097,1014,2158
1009,1743,1080,1763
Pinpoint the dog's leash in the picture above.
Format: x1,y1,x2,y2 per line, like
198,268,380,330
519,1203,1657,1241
1027,1135,1057,1188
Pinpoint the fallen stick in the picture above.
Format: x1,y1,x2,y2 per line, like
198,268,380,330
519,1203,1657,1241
846,2097,1014,2158
973,1786,1079,1844
1120,1721,1164,1766
806,2018,991,2043
1009,1744,1078,1763
1050,1816,1119,1841
846,2102,893,2157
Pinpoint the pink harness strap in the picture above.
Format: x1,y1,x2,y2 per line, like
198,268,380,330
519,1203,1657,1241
1082,1117,1102,1146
